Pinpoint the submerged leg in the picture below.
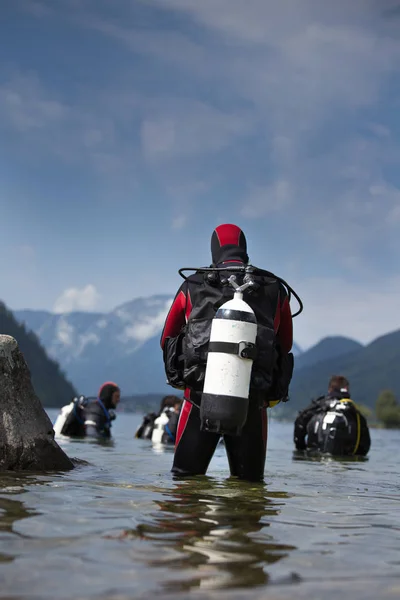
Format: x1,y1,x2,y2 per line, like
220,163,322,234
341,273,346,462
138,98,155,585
224,401,268,482
172,400,220,476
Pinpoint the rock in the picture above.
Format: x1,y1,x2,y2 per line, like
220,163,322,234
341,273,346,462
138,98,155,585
0,335,74,471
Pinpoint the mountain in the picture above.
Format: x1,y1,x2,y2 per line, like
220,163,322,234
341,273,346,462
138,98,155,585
294,336,363,370
0,301,77,407
15,295,305,399
15,295,174,396
287,329,400,415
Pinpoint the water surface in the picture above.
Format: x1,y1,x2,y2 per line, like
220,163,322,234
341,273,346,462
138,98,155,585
0,411,399,599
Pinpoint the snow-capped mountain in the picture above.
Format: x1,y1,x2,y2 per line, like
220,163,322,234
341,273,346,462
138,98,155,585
15,295,303,395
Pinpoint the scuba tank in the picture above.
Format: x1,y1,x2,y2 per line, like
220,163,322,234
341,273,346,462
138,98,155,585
53,399,77,436
200,275,258,436
151,409,172,444
53,396,87,437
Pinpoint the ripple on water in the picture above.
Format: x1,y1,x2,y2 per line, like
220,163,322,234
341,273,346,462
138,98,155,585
0,416,399,599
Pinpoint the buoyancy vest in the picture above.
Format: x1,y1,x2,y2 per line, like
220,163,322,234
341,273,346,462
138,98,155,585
307,397,362,455
53,397,87,437
164,266,295,401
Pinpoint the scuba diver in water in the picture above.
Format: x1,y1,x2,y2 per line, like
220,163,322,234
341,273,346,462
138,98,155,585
83,381,120,439
160,223,301,481
53,381,120,439
135,395,183,444
293,375,371,456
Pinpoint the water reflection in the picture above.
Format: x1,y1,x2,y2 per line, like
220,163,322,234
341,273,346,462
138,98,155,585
120,477,296,591
0,474,41,564
292,450,369,463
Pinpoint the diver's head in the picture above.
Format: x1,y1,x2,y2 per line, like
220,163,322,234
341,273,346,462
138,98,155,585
160,394,182,413
328,375,350,398
98,381,121,409
211,223,249,266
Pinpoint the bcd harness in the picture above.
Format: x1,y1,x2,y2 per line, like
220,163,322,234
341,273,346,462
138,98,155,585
163,264,303,409
315,397,362,455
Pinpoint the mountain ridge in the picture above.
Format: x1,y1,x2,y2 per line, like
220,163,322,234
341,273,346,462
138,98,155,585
0,301,77,406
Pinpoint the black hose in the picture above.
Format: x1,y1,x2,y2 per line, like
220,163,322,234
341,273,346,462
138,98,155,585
178,265,303,318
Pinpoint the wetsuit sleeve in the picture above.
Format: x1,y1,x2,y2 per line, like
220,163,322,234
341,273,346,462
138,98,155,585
277,286,293,353
160,282,188,350
357,413,371,456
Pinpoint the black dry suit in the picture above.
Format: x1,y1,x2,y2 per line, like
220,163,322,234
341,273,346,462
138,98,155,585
83,383,119,439
293,390,371,456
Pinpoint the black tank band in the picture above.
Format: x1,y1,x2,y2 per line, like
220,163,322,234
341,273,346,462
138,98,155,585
215,308,256,323
208,341,257,359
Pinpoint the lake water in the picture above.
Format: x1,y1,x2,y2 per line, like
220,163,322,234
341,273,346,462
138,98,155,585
0,410,399,600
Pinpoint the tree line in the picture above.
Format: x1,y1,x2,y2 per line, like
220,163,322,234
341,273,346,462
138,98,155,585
355,390,400,428
375,390,400,428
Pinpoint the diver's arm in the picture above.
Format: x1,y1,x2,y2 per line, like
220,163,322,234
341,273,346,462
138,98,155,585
277,286,293,353
293,404,316,450
357,413,371,455
160,282,188,350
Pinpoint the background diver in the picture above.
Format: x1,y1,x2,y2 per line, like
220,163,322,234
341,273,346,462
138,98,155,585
293,375,371,457
53,381,121,440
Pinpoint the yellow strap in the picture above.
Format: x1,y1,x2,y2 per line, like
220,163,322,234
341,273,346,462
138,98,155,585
353,411,361,455
268,400,281,408
337,398,361,455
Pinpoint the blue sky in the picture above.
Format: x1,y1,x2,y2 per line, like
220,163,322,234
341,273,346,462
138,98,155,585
1,0,400,349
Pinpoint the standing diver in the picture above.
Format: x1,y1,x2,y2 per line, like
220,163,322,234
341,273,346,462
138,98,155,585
293,375,371,456
160,223,301,481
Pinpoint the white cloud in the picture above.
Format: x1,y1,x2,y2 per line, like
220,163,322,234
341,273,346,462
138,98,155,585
76,332,100,355
0,73,68,133
241,180,293,218
53,284,100,313
140,100,253,162
120,299,173,343
55,318,75,346
171,215,187,230
291,275,400,350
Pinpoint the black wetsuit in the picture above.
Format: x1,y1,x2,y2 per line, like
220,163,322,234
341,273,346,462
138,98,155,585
294,392,371,456
83,382,119,439
83,400,115,439
160,224,294,481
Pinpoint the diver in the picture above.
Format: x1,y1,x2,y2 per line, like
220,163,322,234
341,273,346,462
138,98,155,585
151,396,183,445
293,375,371,456
160,223,297,481
53,382,120,439
135,395,182,443
83,381,120,439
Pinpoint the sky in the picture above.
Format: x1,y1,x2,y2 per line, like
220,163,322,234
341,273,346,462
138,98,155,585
1,0,400,350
